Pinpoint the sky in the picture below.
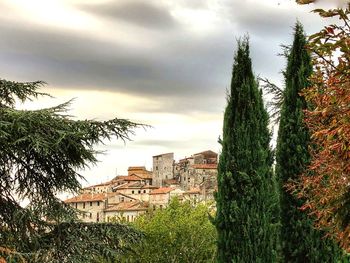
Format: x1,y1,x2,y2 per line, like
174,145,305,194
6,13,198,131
0,0,344,186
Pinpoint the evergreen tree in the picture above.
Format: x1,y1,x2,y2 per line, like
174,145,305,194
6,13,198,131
215,38,279,263
0,79,142,262
276,22,344,262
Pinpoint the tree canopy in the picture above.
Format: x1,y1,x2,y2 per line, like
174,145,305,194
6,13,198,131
0,79,142,262
276,22,344,262
290,3,350,252
215,38,279,262
116,198,217,263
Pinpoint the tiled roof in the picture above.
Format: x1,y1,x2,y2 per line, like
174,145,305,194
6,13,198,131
128,166,146,170
113,182,142,190
117,175,143,181
105,201,148,212
64,193,107,203
191,163,217,169
149,187,174,195
129,173,153,180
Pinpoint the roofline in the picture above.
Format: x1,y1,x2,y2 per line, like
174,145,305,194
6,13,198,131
152,152,174,157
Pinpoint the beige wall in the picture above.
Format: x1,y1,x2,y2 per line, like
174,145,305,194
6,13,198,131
70,200,106,222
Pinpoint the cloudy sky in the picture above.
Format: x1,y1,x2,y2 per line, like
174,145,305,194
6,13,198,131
0,0,340,186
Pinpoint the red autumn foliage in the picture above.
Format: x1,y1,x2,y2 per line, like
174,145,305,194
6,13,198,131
290,3,350,251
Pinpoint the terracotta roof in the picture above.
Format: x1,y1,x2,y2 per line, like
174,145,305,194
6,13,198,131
64,193,107,203
149,187,174,195
191,164,217,169
113,182,142,190
117,175,143,181
129,173,153,180
128,166,146,170
104,201,148,212
141,185,159,189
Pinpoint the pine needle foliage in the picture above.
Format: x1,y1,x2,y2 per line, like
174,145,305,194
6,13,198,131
275,23,344,262
215,39,279,263
0,79,143,262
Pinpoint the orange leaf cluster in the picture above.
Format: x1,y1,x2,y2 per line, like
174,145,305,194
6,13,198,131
289,5,350,251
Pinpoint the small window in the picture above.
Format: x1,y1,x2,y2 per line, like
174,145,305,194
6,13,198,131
90,202,92,206
143,190,146,193
75,203,77,209
89,213,92,219
97,212,99,222
138,190,141,194
132,190,134,194
121,197,124,202
83,202,85,209
97,201,100,206
155,166,158,170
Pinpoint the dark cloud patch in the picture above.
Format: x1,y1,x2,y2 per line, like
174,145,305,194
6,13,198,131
0,22,233,106
225,1,322,40
0,1,327,116
80,1,178,30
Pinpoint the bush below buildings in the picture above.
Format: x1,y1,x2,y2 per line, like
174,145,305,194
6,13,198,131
115,198,217,263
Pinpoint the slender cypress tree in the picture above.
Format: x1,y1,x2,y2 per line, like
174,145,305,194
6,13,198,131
276,22,344,262
215,38,279,263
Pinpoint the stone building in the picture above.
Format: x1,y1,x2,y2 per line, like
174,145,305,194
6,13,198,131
149,187,184,209
152,153,174,187
65,193,109,222
64,150,218,223
176,151,218,192
104,200,148,222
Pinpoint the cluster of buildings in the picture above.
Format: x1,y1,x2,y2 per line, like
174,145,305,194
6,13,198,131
64,150,218,223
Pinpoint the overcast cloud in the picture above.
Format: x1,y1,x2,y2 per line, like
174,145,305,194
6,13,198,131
0,0,337,184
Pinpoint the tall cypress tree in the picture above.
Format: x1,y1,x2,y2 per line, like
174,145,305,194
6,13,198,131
276,22,344,262
215,38,279,263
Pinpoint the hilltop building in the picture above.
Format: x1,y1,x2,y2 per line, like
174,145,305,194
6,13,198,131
65,150,218,223
152,153,174,187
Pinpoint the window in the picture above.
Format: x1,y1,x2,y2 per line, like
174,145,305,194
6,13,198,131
90,202,92,206
132,190,134,194
97,201,100,206
155,166,158,170
89,213,92,219
121,197,124,202
97,212,99,222
143,190,146,193
138,190,141,194
83,202,85,209
75,203,77,209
